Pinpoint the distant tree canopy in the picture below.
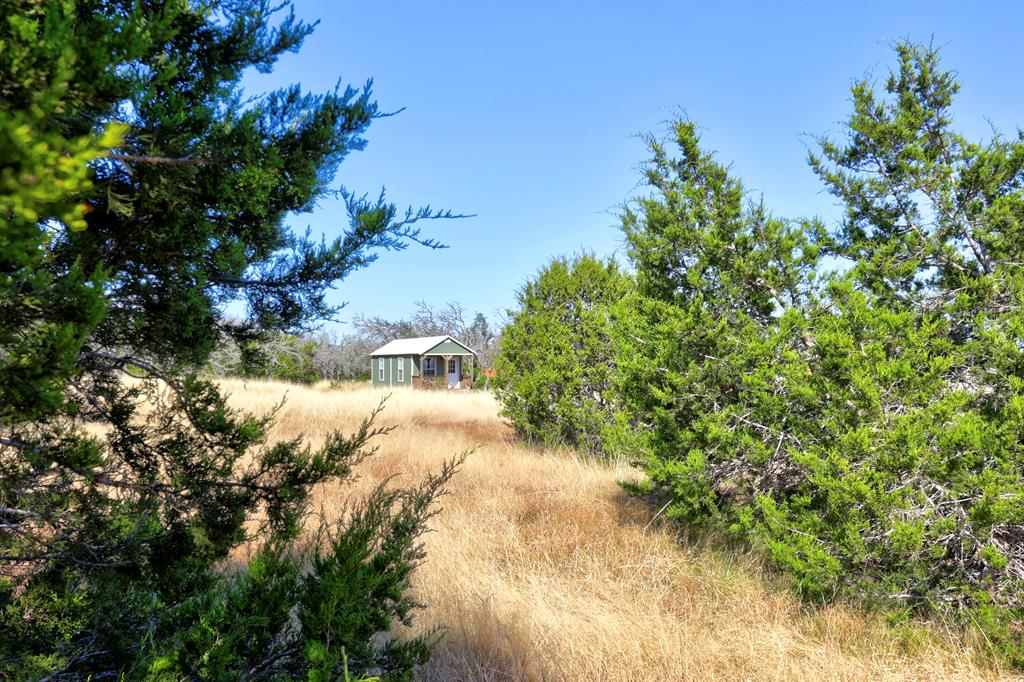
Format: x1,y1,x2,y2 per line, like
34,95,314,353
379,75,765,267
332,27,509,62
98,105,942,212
495,254,633,457
0,1,459,679
497,42,1024,665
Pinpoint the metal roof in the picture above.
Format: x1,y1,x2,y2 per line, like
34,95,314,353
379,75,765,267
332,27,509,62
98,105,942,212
368,335,477,357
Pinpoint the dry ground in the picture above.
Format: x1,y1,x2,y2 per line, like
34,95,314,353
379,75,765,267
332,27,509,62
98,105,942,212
220,378,1018,682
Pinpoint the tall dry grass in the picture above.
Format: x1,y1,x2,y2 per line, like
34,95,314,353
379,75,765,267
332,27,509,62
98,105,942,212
219,378,1018,682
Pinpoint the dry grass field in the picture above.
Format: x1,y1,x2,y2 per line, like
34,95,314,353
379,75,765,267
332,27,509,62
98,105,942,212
219,378,1018,682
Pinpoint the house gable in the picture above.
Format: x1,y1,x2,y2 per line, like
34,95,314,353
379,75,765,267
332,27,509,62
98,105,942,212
370,335,476,357
424,338,475,356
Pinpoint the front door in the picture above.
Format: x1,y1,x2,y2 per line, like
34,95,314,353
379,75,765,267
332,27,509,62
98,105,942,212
446,357,458,388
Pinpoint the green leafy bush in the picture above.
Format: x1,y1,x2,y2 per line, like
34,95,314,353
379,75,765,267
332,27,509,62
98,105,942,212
615,43,1024,664
495,254,633,457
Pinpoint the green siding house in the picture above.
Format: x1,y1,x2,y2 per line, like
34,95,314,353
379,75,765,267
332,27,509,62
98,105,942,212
369,335,477,389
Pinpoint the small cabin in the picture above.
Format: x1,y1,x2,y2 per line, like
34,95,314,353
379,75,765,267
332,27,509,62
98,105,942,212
369,335,477,389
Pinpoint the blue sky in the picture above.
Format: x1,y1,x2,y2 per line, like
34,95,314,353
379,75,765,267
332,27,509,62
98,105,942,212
243,1,1024,333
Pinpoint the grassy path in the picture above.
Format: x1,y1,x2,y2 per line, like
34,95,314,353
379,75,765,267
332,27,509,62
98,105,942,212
223,379,1015,681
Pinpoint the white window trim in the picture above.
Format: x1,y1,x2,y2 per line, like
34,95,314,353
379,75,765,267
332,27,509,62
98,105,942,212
423,357,436,376
447,358,457,374
378,358,384,382
397,359,404,383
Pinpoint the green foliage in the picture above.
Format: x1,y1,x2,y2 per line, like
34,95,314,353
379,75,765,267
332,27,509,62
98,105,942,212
0,1,459,679
495,254,633,457
615,42,1024,664
239,333,320,384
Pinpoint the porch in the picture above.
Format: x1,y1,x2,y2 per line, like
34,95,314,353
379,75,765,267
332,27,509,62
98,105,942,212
412,353,474,390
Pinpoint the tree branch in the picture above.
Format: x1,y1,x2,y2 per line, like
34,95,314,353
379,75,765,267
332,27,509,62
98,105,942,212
107,153,208,166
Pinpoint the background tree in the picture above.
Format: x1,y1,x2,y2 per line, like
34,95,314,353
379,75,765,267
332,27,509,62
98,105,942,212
311,331,379,382
495,254,632,457
239,332,320,383
615,43,1024,664
354,300,471,342
461,312,499,372
0,1,460,679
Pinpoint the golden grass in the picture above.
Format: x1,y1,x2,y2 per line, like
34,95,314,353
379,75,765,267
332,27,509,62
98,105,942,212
219,378,1019,682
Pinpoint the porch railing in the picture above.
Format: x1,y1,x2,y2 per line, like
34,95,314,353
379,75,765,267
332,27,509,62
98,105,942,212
413,374,474,390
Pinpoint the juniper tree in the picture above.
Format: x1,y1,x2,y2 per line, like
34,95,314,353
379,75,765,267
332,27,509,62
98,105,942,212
495,254,633,457
0,1,460,679
615,119,822,516
615,43,1024,663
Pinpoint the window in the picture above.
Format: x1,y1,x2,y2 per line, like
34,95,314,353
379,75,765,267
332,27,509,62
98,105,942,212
378,359,384,382
397,359,404,383
447,358,457,374
423,357,436,376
